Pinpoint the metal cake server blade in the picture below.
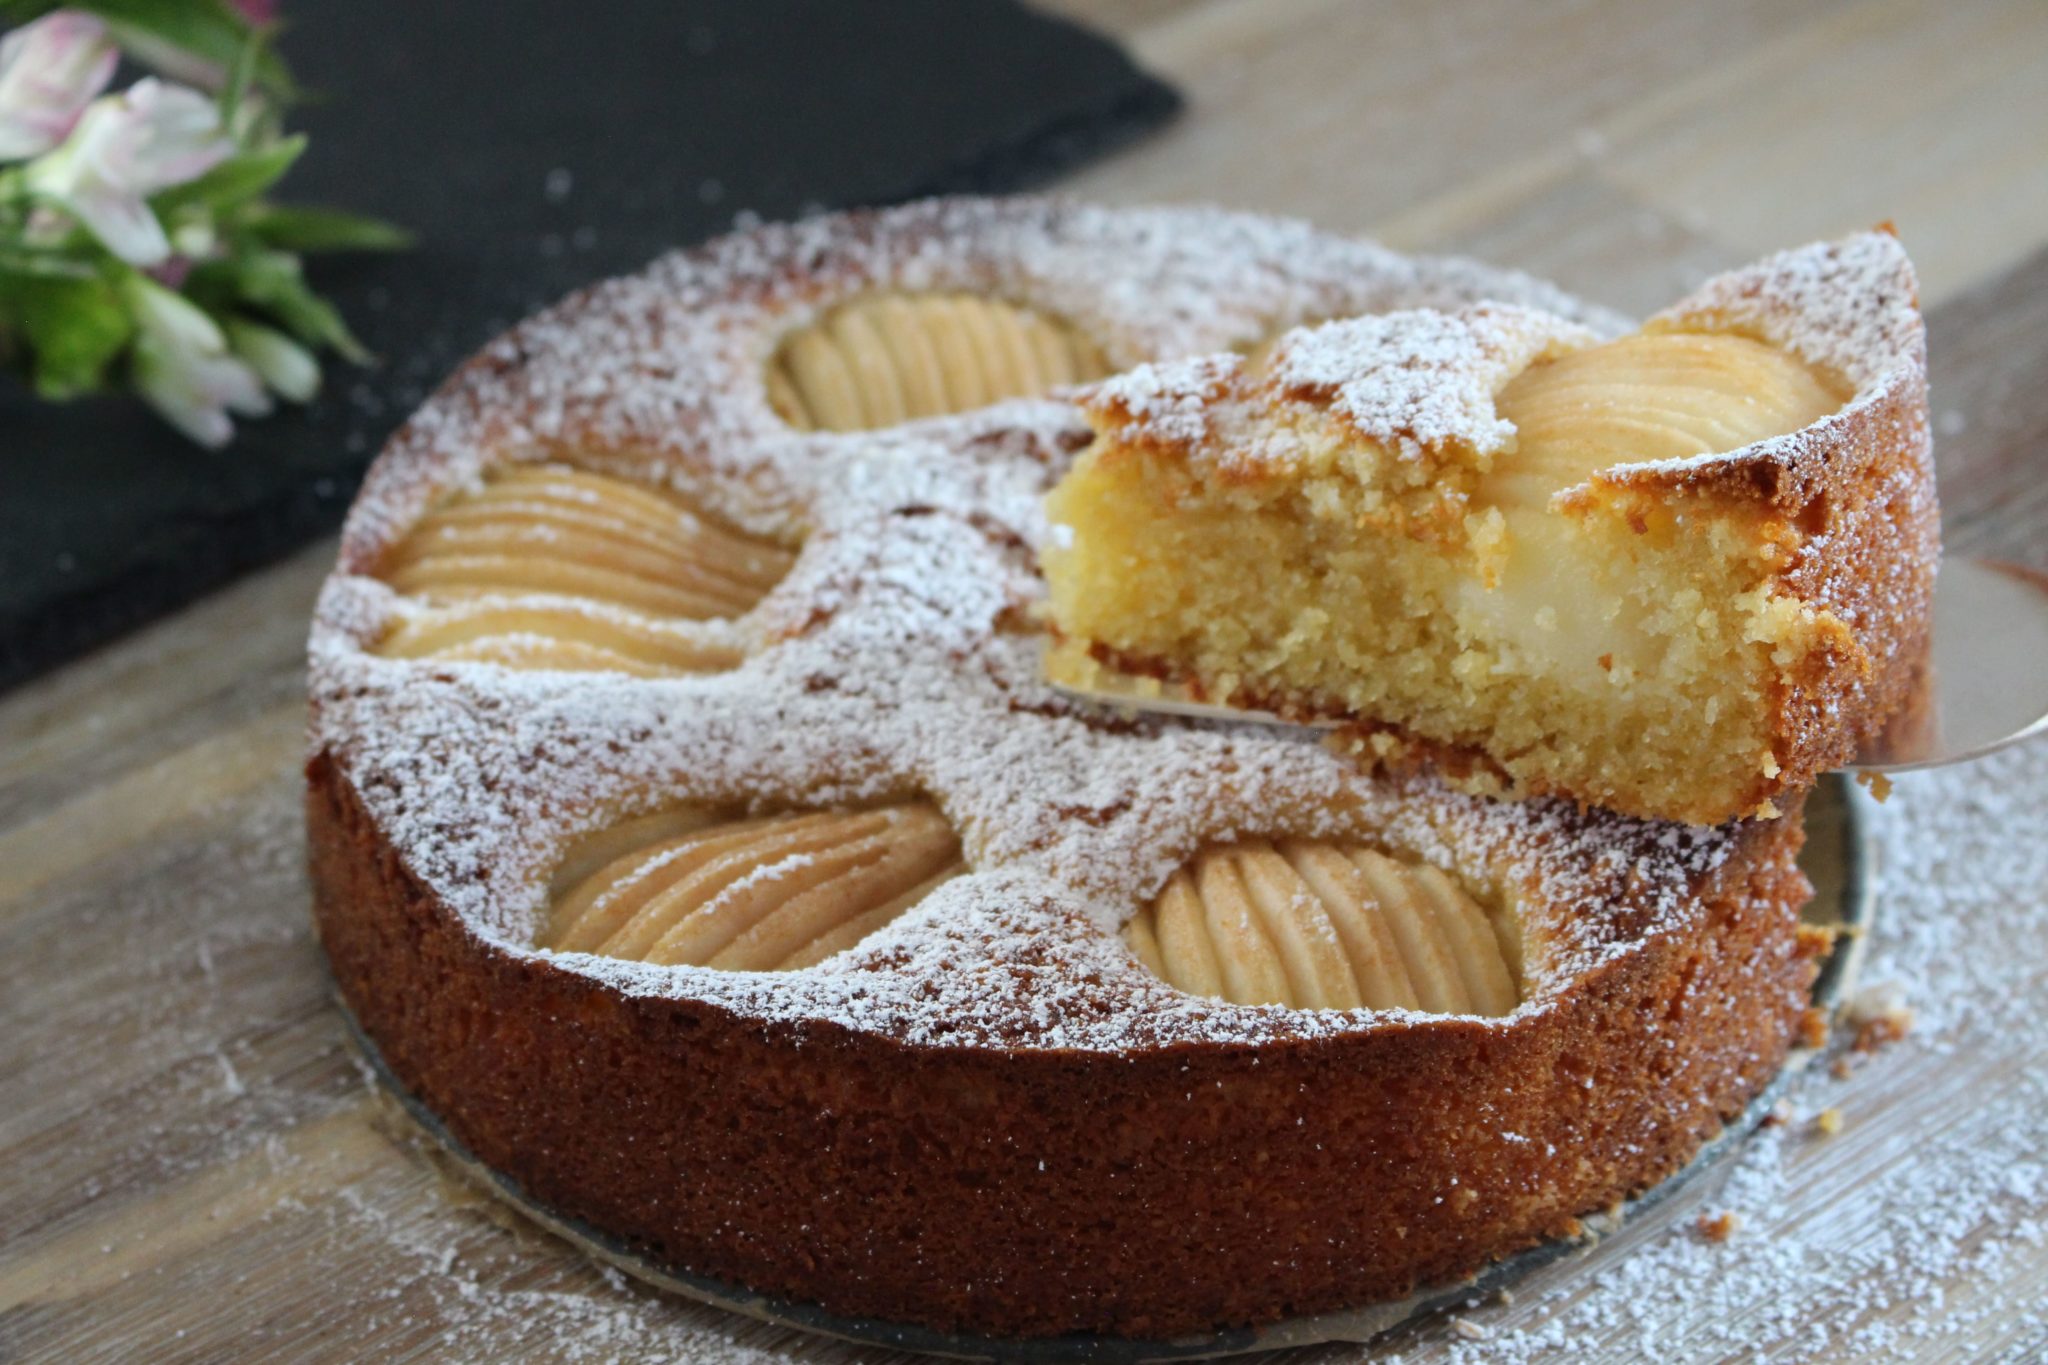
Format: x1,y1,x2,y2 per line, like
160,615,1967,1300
1047,556,2048,775
1854,556,2048,771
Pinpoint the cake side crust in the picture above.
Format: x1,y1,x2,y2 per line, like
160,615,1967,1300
310,750,1822,1340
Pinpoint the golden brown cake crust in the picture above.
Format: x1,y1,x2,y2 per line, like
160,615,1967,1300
311,753,1819,1340
307,198,1826,1340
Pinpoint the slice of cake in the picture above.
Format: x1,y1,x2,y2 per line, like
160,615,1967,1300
1042,232,1936,825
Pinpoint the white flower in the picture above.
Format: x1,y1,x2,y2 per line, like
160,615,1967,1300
0,11,117,160
228,318,319,403
124,275,271,446
134,333,274,446
26,78,234,265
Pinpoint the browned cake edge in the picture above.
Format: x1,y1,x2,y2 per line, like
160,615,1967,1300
309,750,1823,1341
1591,229,1939,820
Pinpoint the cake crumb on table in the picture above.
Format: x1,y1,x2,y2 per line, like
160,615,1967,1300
1853,1012,1913,1052
1842,979,1915,1053
1798,1007,1831,1050
1814,1107,1845,1137
1696,1211,1743,1243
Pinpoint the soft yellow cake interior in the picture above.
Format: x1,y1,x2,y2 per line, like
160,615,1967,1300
1043,327,1850,825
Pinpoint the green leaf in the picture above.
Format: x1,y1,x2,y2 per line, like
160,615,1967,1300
219,22,259,126
0,244,100,280
192,249,368,364
153,135,306,214
240,203,412,253
0,271,135,399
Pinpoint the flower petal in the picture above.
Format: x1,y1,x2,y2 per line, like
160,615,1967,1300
67,179,172,265
0,12,117,159
134,333,236,447
229,319,321,403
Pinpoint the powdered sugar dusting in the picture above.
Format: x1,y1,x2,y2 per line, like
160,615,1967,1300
1074,352,1243,451
281,197,2042,1357
1613,230,1926,481
310,199,1763,1052
1274,304,1592,458
1653,230,1922,394
334,198,1629,564
1083,303,1597,467
1075,230,1925,499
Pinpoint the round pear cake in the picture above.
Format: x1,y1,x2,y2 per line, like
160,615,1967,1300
305,198,1879,1341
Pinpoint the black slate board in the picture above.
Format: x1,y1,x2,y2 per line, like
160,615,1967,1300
0,0,1178,690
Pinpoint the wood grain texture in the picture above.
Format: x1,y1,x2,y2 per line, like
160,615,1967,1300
4,1,2047,1360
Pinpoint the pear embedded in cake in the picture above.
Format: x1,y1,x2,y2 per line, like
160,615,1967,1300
768,292,1111,430
1043,233,1934,826
371,463,794,676
1125,839,1521,1015
540,802,966,970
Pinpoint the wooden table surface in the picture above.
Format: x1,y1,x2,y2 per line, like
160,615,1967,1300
4,2,2046,1361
